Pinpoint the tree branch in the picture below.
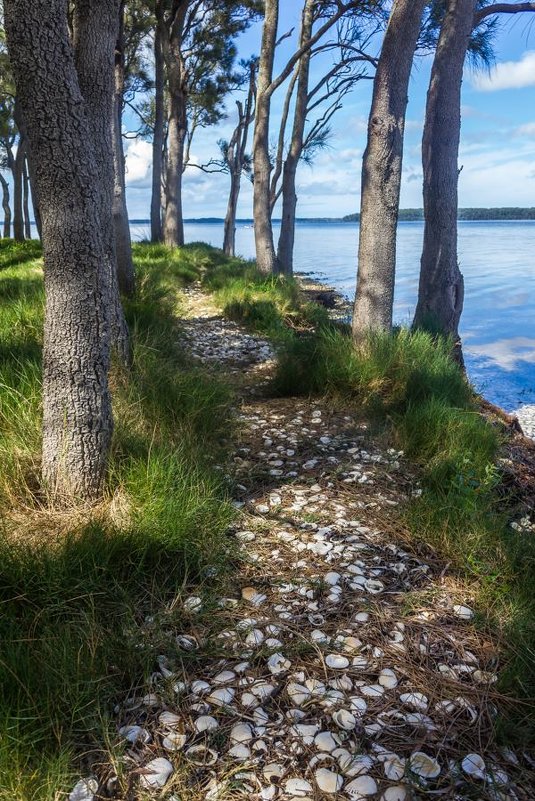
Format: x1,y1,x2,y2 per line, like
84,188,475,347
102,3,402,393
474,2,535,25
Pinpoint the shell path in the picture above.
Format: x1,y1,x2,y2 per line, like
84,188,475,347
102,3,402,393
84,286,535,801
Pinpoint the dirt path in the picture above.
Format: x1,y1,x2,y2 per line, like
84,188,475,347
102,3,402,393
96,286,534,801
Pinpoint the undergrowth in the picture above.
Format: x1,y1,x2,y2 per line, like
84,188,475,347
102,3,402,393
0,240,235,799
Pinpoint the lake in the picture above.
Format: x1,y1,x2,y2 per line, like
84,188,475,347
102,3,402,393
134,219,535,414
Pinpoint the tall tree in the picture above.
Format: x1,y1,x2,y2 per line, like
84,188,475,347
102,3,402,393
151,0,165,242
253,0,363,274
160,0,258,248
73,0,130,364
413,0,535,347
221,58,256,257
352,0,427,339
4,0,116,500
275,6,378,275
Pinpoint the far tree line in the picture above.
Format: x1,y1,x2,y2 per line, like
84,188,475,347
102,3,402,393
1,0,534,503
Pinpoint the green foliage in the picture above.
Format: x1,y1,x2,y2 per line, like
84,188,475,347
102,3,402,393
0,240,235,798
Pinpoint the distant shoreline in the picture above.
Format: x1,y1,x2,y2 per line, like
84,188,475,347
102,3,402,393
125,208,535,224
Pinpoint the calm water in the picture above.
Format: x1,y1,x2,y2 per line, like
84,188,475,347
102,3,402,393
132,220,535,412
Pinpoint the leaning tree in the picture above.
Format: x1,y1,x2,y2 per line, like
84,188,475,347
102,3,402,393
413,0,535,350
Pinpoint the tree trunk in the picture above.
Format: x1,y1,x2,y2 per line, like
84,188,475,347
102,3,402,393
253,0,278,274
223,170,241,257
412,0,475,347
161,3,188,249
13,136,25,240
352,0,427,340
277,0,314,276
73,0,131,365
22,153,31,238
113,0,135,296
163,88,186,248
16,103,43,239
151,0,165,243
0,173,11,238
4,0,114,500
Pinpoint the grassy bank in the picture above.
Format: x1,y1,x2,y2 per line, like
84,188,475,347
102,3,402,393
0,241,235,799
199,245,535,743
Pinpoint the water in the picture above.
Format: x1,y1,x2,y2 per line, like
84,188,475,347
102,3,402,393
132,220,535,413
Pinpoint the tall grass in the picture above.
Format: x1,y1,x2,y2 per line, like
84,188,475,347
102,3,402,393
0,240,235,799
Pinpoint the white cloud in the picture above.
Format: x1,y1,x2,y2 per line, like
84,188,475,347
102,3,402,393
515,122,535,137
124,139,152,185
472,51,535,91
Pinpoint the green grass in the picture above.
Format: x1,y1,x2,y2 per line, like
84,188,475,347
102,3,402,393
196,247,535,744
0,240,235,799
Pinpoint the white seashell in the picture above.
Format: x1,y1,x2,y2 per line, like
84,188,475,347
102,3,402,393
191,679,211,694
186,745,218,766
324,571,341,586
325,654,350,669
384,755,406,780
264,762,286,782
140,757,174,789
344,755,375,778
176,634,198,650
293,723,320,744
340,636,362,654
314,731,338,752
311,629,330,644
162,732,187,751
315,768,343,793
183,595,202,612
230,723,254,743
158,711,181,728
382,787,407,801
229,743,251,761
242,586,267,606
409,751,441,778
284,778,313,797
241,691,257,708
361,684,384,698
461,753,487,779
118,725,151,744
207,687,235,706
453,604,474,620
245,628,265,647
365,578,384,594
399,692,428,711
287,682,311,706
378,668,398,689
332,709,356,730
267,652,291,674
349,697,367,715
354,612,369,623
250,680,276,700
351,656,369,670
142,692,159,707
329,675,352,692
260,786,277,801
265,638,283,648
69,778,98,801
213,670,235,684
195,715,218,733
345,775,378,798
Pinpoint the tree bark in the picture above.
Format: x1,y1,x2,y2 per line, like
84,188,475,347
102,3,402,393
352,0,427,340
113,0,135,296
412,0,475,345
13,136,25,240
4,0,114,500
151,0,165,243
73,0,131,365
162,3,188,249
22,152,31,239
253,0,279,274
0,172,11,238
277,0,314,276
223,165,241,257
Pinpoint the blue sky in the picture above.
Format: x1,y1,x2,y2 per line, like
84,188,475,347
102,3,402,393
123,3,535,219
